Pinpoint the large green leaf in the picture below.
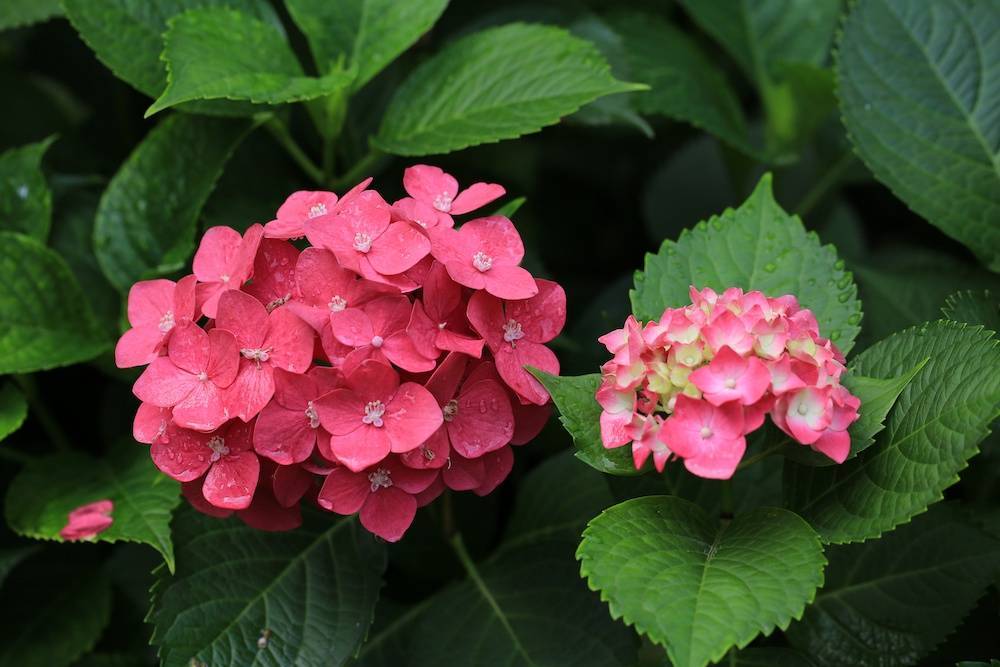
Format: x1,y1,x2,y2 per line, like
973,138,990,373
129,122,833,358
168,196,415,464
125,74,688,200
837,0,1000,271
786,504,1000,666
375,23,644,155
5,442,181,570
0,553,112,667
147,7,353,116
62,0,281,101
0,0,62,30
93,114,251,293
0,136,54,240
578,496,825,667
355,453,637,667
150,508,385,667
530,370,639,476
677,0,842,85
943,290,1000,331
0,382,27,443
631,173,862,354
608,12,755,156
285,0,448,88
0,231,109,373
785,321,1000,543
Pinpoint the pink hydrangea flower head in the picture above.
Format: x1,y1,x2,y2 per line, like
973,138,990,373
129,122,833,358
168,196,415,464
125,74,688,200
59,500,114,541
659,396,746,479
317,455,437,542
328,295,437,374
194,224,264,318
598,315,648,390
303,188,430,286
264,179,373,240
689,346,771,406
596,380,636,448
628,414,670,472
242,239,300,312
152,419,259,509
702,309,754,356
287,247,392,332
467,279,566,405
215,290,315,422
430,216,537,300
115,275,197,368
314,359,443,472
406,261,485,358
773,386,833,445
133,402,170,444
133,321,239,431
253,367,340,465
402,164,505,228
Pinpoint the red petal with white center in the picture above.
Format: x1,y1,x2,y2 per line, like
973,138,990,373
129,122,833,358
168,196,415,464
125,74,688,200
253,400,315,465
329,425,391,472
360,486,416,542
150,425,212,481
450,182,505,215
449,379,513,458
115,325,165,368
367,221,431,275
384,382,444,453
494,342,558,406
216,290,268,349
483,265,538,300
263,308,314,373
203,450,259,510
224,360,275,422
317,466,369,514
133,357,197,407
505,279,566,343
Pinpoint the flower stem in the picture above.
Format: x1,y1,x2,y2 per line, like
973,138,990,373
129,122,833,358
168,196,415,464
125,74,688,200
735,440,788,472
331,148,387,191
14,375,72,452
795,150,856,216
265,118,325,185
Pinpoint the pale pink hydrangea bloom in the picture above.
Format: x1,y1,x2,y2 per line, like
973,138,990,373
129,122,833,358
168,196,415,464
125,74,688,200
597,286,860,479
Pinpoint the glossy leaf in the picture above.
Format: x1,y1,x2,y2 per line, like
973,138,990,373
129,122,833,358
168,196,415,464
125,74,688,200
631,173,862,354
578,496,825,667
785,321,1000,543
942,290,1000,331
0,232,109,373
93,114,251,292
0,136,54,240
0,0,62,30
0,382,27,443
376,23,644,155
5,442,181,569
837,0,1000,270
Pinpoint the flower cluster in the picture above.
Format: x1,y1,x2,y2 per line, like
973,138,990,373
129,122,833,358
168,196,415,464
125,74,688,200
597,287,860,479
117,165,564,541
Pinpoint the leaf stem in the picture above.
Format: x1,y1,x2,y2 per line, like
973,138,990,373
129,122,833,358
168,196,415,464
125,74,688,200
14,375,71,452
331,148,387,191
265,118,325,185
736,440,788,471
795,150,856,216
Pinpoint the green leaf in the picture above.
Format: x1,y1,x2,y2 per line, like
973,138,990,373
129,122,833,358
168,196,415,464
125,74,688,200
284,0,448,88
677,0,842,86
492,196,525,219
529,370,639,476
0,136,55,240
607,12,756,156
0,382,27,443
943,290,1000,331
578,496,825,667
5,441,181,570
631,173,862,354
784,321,1000,543
786,503,1000,666
147,7,353,116
0,231,109,373
93,114,252,293
150,508,386,667
782,358,929,466
375,23,644,155
765,62,837,152
0,0,62,31
0,553,112,667
837,0,1000,271
355,453,637,667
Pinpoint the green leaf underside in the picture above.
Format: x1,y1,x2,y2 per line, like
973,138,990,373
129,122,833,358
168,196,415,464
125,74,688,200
0,382,27,442
530,370,639,476
786,503,1000,666
0,0,62,31
782,358,929,466
0,231,109,373
578,496,825,667
285,0,448,88
784,321,1000,543
631,173,862,354
608,12,755,156
0,136,55,241
62,0,281,116
147,7,353,116
837,0,1000,271
375,22,644,155
943,290,1000,331
356,453,636,667
677,0,841,86
93,114,252,293
4,442,181,570
0,557,112,666
150,508,386,667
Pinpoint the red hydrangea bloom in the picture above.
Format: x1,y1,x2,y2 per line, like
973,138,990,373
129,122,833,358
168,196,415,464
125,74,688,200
117,166,561,542
60,500,114,541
